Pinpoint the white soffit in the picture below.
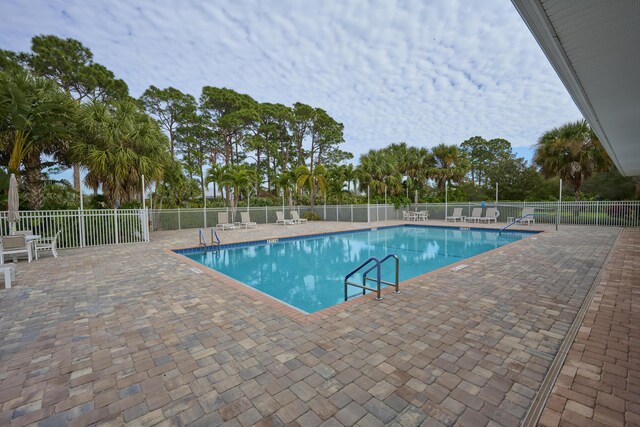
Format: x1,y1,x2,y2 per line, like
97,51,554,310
511,0,640,176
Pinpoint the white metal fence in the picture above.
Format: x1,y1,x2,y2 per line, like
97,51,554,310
1,201,636,250
148,200,640,231
0,209,150,249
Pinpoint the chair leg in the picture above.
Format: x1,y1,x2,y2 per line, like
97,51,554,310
3,269,11,289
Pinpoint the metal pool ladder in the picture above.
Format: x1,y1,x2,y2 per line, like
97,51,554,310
199,228,221,253
344,254,400,301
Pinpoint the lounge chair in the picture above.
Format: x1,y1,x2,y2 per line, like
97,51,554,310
240,212,257,229
216,212,236,230
517,207,535,225
36,230,62,258
291,211,307,224
478,208,499,223
465,208,483,223
0,235,32,264
446,207,463,222
276,211,294,225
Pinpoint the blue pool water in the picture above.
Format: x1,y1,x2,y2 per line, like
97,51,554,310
179,225,532,313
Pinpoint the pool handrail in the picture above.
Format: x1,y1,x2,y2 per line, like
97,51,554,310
344,257,381,301
199,228,221,253
498,213,534,235
363,253,400,295
211,228,221,246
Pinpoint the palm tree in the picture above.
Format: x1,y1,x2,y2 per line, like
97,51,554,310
342,163,357,193
429,144,467,190
295,164,327,207
223,164,256,206
534,120,611,200
71,99,169,207
0,69,76,209
205,163,225,199
357,149,402,196
276,170,297,210
326,165,347,203
399,146,433,194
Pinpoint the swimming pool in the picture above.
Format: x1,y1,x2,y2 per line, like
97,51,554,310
177,225,534,314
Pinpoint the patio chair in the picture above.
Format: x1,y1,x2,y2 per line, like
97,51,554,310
416,210,429,221
518,207,535,225
465,208,483,222
240,212,257,229
403,211,418,221
13,230,33,236
0,235,32,264
446,207,463,222
276,211,294,225
36,230,62,258
478,208,499,223
291,211,307,224
216,212,236,230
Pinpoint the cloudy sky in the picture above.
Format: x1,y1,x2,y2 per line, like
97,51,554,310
1,0,581,162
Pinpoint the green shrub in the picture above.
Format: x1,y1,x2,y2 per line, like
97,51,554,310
303,211,321,221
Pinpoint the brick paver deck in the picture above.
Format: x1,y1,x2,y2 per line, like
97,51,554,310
0,221,630,426
539,228,639,427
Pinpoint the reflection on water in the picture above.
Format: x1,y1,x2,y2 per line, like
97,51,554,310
186,226,524,313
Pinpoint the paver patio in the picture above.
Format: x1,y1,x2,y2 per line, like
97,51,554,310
0,221,634,426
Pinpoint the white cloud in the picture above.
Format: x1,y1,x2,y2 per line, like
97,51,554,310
0,0,581,161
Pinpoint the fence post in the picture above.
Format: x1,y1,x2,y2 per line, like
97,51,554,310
265,205,268,224
142,209,150,242
178,208,181,230
336,205,339,222
114,208,119,245
78,208,86,248
596,201,599,226
351,204,353,222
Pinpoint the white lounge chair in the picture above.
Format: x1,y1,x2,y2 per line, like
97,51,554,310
216,212,236,230
36,230,62,258
446,207,463,222
478,208,499,223
276,211,294,225
517,207,535,225
465,208,483,223
291,211,307,224
240,212,257,229
1,235,32,264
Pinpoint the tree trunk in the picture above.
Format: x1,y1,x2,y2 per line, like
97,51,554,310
225,136,231,204
25,153,43,210
633,176,640,198
256,147,261,192
73,163,81,191
168,128,174,159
